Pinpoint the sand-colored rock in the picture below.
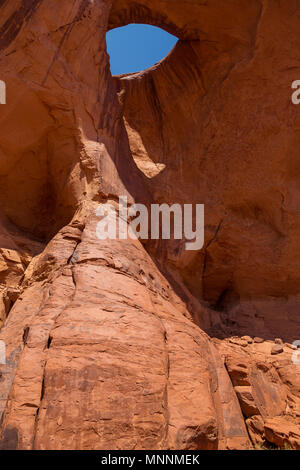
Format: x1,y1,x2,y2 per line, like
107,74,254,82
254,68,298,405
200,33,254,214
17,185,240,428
116,0,300,341
264,417,300,450
271,344,284,355
234,386,260,418
0,208,250,450
0,0,299,450
246,415,265,447
216,339,300,449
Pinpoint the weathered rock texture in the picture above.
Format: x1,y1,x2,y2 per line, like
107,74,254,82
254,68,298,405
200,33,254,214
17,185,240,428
0,0,299,450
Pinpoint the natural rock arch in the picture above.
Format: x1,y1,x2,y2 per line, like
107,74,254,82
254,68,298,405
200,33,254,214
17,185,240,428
0,0,299,450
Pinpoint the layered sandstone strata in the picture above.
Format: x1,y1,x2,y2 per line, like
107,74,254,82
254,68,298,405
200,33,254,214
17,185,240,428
0,0,299,450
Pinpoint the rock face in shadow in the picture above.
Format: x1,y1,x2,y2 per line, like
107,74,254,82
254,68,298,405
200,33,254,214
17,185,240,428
0,0,299,450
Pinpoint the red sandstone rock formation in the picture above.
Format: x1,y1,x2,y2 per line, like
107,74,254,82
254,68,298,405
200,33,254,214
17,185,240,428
0,0,299,450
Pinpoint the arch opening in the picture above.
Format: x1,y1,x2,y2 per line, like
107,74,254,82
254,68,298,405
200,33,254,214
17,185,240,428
106,24,178,76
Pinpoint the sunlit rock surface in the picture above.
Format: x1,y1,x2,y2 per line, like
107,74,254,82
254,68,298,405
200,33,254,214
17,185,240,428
0,0,299,450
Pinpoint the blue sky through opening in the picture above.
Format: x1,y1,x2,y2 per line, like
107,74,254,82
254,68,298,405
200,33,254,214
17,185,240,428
107,24,178,75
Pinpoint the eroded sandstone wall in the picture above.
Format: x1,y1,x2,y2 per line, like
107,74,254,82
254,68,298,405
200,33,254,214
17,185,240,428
0,0,299,450
113,0,300,341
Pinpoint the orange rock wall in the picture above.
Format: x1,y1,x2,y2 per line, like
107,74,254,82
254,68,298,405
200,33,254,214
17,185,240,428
0,0,299,450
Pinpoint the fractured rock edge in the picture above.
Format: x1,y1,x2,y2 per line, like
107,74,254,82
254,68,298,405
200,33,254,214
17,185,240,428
0,0,299,450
